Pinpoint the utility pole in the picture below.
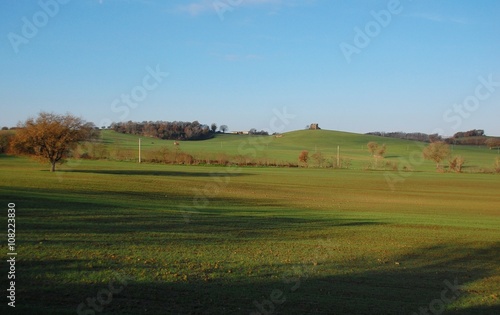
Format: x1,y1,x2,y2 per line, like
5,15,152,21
138,138,141,163
337,145,340,168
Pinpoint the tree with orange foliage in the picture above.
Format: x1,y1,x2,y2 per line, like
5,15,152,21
10,112,95,172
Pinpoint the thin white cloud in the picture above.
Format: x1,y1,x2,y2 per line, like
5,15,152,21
177,0,212,16
408,12,470,25
177,0,312,17
211,53,263,62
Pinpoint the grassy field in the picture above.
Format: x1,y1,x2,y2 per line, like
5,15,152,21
0,150,499,314
95,129,500,171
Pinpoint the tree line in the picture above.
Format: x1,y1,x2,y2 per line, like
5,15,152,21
111,120,216,140
444,129,500,147
366,131,442,142
367,129,500,148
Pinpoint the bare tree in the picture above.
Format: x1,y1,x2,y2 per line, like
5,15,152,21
10,112,95,172
220,125,228,133
210,123,217,133
367,141,386,158
423,141,450,170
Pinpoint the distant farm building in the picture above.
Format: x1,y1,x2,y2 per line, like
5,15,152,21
231,131,249,135
309,123,320,130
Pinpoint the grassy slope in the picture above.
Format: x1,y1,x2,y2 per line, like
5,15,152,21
99,129,500,171
0,155,499,314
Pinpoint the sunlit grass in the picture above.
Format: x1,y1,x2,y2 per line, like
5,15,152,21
97,129,500,171
0,155,499,314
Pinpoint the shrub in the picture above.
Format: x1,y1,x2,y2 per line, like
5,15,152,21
217,153,230,166
311,151,325,167
341,158,352,169
298,150,309,167
449,156,465,173
367,142,386,158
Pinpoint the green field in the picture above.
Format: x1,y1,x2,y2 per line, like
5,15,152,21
95,129,499,172
1,130,499,314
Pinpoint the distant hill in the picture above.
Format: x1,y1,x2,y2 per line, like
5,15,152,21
91,129,499,171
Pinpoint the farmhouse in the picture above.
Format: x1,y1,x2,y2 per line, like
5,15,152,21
309,123,320,130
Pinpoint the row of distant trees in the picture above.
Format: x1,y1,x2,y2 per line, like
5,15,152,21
444,129,500,147
111,121,272,139
248,129,269,136
366,131,442,142
452,129,485,138
367,129,500,148
111,121,227,140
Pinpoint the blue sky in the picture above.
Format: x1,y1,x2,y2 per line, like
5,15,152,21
1,0,500,136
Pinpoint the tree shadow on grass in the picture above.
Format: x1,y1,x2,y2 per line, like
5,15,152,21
60,169,255,177
8,243,500,315
0,153,18,159
1,185,385,245
3,184,499,314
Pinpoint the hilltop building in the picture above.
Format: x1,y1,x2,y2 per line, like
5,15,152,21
309,123,320,130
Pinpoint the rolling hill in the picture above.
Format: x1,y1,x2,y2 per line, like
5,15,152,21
96,129,499,172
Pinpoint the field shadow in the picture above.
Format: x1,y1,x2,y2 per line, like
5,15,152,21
60,169,255,177
10,243,500,314
0,154,18,159
4,183,500,314
1,185,385,243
